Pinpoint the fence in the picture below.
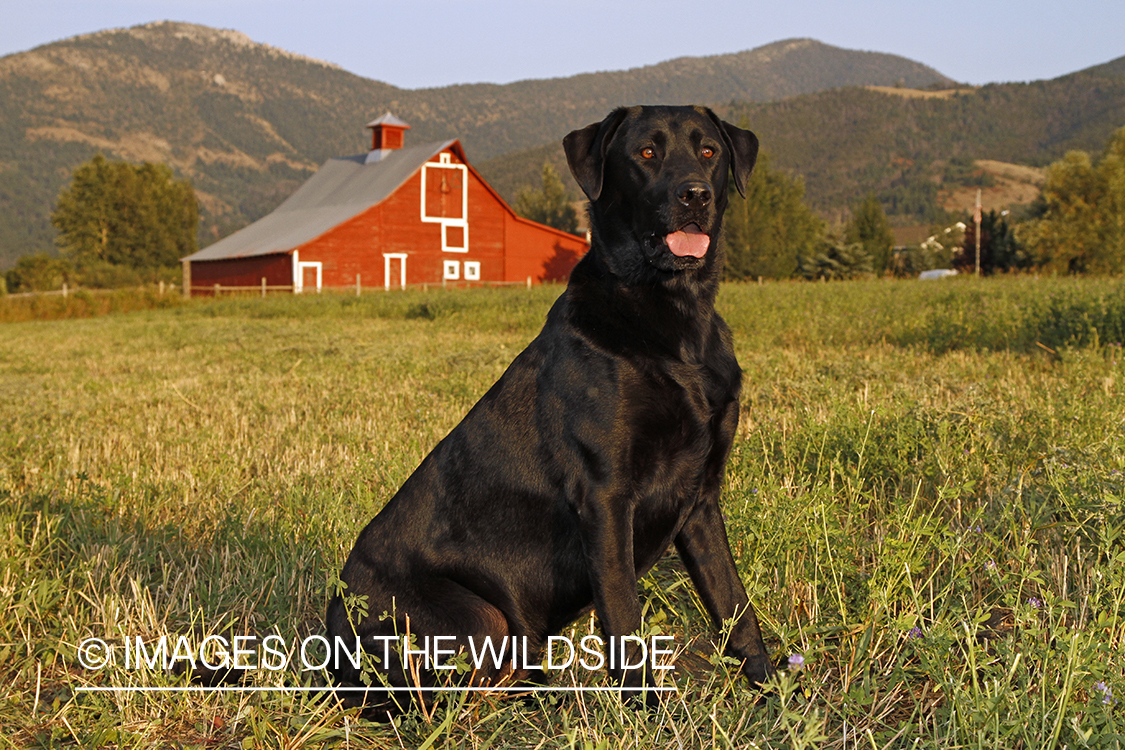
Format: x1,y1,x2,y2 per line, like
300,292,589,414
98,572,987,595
5,278,538,300
189,275,536,297
3,281,180,299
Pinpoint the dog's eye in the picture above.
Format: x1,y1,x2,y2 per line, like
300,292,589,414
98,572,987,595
641,147,656,160
701,147,715,159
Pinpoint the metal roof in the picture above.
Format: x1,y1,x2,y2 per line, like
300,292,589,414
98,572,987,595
366,112,411,129
184,139,456,261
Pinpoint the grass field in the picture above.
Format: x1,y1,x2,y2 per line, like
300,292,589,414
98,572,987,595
3,276,1125,748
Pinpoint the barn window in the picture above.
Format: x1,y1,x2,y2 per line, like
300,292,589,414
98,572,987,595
443,260,460,280
444,224,466,251
464,261,481,281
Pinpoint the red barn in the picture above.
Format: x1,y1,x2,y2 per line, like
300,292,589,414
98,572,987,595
182,114,588,295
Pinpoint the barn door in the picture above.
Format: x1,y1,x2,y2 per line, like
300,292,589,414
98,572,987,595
383,253,407,290
295,261,321,293
420,153,469,253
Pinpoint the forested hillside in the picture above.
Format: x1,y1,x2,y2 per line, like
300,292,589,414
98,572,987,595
0,22,953,267
479,62,1125,224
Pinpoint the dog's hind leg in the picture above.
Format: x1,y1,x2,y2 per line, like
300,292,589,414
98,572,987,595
329,580,520,715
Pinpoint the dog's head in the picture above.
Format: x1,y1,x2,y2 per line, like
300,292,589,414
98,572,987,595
564,106,758,284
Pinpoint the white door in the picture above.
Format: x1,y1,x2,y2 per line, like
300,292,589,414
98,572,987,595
295,261,322,293
383,253,407,290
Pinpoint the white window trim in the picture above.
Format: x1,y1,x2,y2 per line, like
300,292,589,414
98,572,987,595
463,260,481,281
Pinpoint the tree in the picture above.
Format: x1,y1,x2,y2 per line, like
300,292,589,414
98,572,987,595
956,210,1029,274
798,240,874,281
513,163,580,235
51,154,199,276
4,252,71,293
721,152,824,280
1020,127,1125,274
844,194,896,275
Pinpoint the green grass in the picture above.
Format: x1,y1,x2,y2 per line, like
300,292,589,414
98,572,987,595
0,287,190,324
2,276,1124,748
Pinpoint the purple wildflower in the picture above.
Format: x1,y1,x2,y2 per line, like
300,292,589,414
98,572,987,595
985,560,997,572
1028,597,1043,610
907,626,924,640
1095,681,1116,705
787,653,805,670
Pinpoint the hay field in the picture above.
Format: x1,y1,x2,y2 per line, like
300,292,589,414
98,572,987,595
3,277,1125,748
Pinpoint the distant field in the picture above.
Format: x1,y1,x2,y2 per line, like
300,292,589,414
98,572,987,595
940,159,1046,215
3,277,1125,748
864,86,978,100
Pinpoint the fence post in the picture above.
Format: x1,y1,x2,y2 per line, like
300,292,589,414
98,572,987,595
261,278,267,298
159,280,165,296
182,260,192,299
356,274,361,296
62,283,68,299
526,276,532,290
214,283,220,296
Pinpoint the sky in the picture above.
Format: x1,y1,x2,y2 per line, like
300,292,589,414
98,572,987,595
3,1,1124,90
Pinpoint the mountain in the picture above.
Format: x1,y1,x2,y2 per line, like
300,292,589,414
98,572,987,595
481,59,1125,226
726,62,1125,222
0,22,955,268
3,22,1124,273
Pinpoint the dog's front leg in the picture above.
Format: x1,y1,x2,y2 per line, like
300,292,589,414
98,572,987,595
675,498,774,685
574,496,659,703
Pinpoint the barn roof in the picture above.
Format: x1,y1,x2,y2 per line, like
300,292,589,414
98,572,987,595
184,139,458,261
366,112,411,129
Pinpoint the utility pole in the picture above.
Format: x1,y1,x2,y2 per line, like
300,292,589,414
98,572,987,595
974,188,982,277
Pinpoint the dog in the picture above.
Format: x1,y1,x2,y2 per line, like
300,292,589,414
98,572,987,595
326,105,773,711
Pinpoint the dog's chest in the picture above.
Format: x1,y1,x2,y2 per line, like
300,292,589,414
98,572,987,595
623,361,724,477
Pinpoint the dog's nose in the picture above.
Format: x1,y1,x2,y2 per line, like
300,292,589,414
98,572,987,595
676,182,712,208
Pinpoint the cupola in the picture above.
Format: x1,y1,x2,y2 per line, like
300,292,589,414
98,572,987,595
365,113,411,162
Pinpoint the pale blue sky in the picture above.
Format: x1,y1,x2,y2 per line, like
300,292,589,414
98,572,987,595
4,1,1123,90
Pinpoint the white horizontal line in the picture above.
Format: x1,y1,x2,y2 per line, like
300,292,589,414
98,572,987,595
76,685,677,693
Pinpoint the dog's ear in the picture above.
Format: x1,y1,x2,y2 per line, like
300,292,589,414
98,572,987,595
563,108,629,201
706,111,759,199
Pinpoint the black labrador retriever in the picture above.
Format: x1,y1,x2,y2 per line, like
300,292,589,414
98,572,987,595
326,105,773,709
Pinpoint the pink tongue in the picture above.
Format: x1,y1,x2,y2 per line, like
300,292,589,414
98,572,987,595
665,224,710,258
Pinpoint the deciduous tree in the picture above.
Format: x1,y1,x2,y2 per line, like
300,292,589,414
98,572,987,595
513,163,580,235
845,193,896,275
721,152,824,280
51,154,198,275
1020,127,1125,274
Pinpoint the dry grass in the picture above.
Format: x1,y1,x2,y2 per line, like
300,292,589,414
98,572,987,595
939,159,1046,214
3,277,1124,748
864,86,978,100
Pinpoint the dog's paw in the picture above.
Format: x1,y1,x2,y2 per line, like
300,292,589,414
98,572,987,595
741,654,776,687
616,666,665,708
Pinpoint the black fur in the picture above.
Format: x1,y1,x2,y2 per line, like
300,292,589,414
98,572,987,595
326,105,772,712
